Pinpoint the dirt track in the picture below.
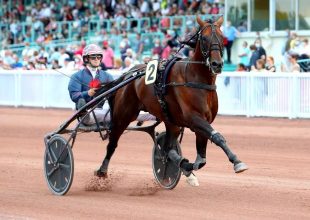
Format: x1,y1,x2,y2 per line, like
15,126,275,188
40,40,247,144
0,107,309,220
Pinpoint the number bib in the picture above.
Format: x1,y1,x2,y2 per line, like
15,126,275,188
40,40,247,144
145,60,158,85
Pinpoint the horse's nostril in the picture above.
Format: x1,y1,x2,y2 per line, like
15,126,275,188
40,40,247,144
211,61,223,68
211,61,218,67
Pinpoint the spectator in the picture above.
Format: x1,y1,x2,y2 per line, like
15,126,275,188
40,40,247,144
288,53,301,73
223,20,239,64
298,39,310,57
133,33,145,59
25,61,36,70
210,3,219,14
140,0,151,16
161,39,172,59
254,38,266,61
113,58,123,70
0,57,11,70
74,40,86,56
152,38,163,58
251,59,266,72
189,0,202,13
35,56,48,70
122,56,134,73
60,57,75,70
238,41,250,67
289,33,299,51
282,30,293,55
73,54,84,70
236,63,247,71
102,40,114,69
237,21,247,32
120,36,131,61
248,45,260,70
2,50,15,67
265,56,276,72
125,48,139,65
21,42,34,59
58,47,70,68
49,47,61,64
51,59,61,69
10,54,24,69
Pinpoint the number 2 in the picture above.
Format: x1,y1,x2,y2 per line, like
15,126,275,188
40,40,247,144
147,64,155,81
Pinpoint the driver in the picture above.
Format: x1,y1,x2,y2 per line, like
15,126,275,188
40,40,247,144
68,43,114,125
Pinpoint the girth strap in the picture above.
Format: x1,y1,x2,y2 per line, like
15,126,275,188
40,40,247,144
165,82,217,91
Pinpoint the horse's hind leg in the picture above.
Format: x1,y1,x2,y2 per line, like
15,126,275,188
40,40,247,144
163,123,200,186
164,123,194,172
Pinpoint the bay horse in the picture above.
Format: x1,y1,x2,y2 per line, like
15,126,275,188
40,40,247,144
95,16,248,183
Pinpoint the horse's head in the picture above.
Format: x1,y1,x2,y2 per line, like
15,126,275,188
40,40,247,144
196,16,224,75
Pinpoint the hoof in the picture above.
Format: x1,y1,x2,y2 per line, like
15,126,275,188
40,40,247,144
94,169,107,178
234,162,248,173
186,173,199,187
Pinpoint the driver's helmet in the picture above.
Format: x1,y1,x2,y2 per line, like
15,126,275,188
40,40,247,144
82,44,103,64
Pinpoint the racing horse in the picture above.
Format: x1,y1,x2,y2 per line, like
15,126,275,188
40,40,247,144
95,16,248,182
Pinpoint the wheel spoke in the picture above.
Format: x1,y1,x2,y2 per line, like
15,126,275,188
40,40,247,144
59,163,70,170
47,165,59,177
49,147,58,162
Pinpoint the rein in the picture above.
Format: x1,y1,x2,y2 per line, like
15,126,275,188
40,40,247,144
165,82,216,91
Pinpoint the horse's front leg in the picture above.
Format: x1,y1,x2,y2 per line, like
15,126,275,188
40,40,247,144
190,115,248,173
178,133,208,187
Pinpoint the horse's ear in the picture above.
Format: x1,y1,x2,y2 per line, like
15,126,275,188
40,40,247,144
216,16,224,27
196,15,204,27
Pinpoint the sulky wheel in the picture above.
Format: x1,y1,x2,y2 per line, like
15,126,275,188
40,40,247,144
43,135,74,196
152,132,182,189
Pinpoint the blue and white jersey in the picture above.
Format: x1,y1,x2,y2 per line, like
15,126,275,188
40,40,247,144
68,68,113,104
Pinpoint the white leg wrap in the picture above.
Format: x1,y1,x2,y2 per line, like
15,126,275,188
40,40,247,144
186,173,199,187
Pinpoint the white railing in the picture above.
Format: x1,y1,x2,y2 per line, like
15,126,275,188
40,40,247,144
217,72,310,119
1,70,309,119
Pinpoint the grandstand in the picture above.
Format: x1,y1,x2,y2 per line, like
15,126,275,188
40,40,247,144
1,0,310,71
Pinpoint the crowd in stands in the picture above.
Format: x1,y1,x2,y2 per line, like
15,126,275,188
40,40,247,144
0,0,224,45
0,0,225,71
1,0,309,73
236,30,310,73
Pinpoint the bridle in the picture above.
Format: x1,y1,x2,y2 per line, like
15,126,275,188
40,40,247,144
176,21,224,74
198,23,224,67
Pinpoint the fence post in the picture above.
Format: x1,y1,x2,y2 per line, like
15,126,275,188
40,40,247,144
15,71,21,107
290,74,299,119
43,73,47,108
246,74,251,117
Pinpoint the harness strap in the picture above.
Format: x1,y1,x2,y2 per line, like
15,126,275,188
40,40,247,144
165,82,217,91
